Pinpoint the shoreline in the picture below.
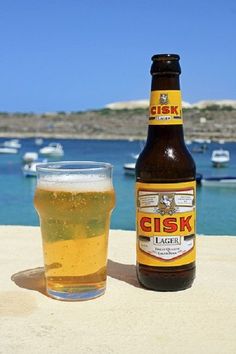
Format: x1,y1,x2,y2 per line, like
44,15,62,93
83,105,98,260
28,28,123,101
0,132,236,142
1,107,236,141
0,132,145,140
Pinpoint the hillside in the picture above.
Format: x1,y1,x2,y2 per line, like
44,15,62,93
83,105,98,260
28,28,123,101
0,106,235,140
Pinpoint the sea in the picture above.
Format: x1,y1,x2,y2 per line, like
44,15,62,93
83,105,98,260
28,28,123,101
0,138,235,236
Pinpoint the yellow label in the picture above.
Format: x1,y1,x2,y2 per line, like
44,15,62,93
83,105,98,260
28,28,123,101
136,181,196,267
149,90,183,125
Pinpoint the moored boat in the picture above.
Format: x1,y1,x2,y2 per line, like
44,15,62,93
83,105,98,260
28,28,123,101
201,176,236,187
211,149,230,167
0,147,18,154
35,138,44,145
22,152,39,163
3,139,21,149
39,143,64,157
23,163,38,177
23,159,47,177
123,162,136,175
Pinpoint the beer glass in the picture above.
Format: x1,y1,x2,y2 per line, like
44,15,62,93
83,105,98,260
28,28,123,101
34,161,115,301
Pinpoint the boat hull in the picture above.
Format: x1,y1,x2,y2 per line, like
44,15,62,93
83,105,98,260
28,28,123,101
123,163,135,176
211,161,228,168
0,148,18,154
202,177,236,187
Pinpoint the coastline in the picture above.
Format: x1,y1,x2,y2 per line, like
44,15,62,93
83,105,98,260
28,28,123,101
0,132,236,142
0,131,146,140
1,107,236,141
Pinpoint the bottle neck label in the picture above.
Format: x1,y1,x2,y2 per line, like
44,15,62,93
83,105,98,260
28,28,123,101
149,90,183,126
136,181,196,267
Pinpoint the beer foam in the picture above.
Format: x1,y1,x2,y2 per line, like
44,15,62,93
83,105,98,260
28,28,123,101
37,174,113,192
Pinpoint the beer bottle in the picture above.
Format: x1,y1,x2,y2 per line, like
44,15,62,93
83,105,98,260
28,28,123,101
135,54,196,291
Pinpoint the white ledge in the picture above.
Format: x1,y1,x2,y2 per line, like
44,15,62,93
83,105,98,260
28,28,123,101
0,226,236,353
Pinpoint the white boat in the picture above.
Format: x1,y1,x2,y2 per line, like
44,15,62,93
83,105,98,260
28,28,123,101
35,138,44,146
0,147,18,154
193,139,206,144
124,151,140,175
23,162,38,177
22,152,38,163
211,149,230,167
3,139,21,149
205,139,212,144
201,176,236,187
23,159,47,177
123,162,136,175
39,143,64,157
194,139,211,144
218,139,225,145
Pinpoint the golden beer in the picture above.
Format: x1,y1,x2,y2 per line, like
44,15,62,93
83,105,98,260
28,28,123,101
34,163,115,300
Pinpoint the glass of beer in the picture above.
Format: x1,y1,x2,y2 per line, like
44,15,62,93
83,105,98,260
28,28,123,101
34,161,115,301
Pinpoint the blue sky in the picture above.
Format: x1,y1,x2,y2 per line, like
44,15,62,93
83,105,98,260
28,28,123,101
0,0,235,112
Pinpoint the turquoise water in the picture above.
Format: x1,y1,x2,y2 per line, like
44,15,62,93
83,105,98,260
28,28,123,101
0,138,235,235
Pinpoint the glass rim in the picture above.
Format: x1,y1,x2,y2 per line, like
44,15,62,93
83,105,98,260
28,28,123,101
36,161,113,173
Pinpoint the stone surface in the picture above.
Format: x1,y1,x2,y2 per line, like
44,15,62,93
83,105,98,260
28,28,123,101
0,226,236,354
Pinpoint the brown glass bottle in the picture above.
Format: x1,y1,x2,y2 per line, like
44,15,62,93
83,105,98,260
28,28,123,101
135,54,196,291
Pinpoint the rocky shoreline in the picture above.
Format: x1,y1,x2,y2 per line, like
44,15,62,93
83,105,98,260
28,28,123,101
0,107,235,141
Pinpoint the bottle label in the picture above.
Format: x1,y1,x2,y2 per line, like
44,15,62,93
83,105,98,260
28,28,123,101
149,90,183,125
136,181,196,267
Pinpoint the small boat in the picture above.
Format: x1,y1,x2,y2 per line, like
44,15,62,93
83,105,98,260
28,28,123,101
23,162,38,177
211,149,230,167
0,147,18,154
23,159,47,177
193,139,206,144
3,139,21,149
123,162,136,175
218,139,225,145
35,138,44,146
205,139,211,144
201,176,236,187
192,145,207,153
124,151,140,175
39,143,64,157
22,152,39,163
193,139,211,144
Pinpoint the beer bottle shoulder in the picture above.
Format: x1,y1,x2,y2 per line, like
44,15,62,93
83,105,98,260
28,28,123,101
136,132,196,183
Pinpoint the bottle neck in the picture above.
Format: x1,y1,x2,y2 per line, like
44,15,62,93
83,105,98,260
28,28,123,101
151,73,180,90
146,125,185,145
147,74,184,144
